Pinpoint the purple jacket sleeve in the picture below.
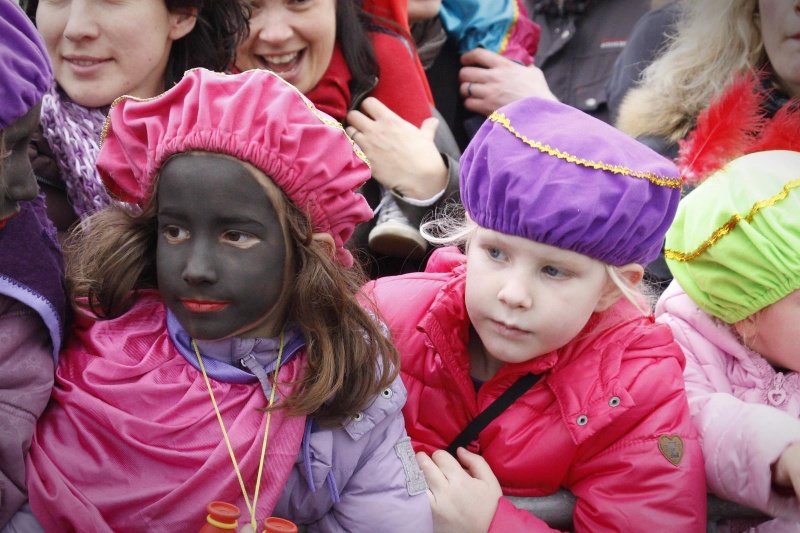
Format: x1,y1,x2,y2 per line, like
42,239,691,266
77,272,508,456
0,296,54,529
308,375,433,533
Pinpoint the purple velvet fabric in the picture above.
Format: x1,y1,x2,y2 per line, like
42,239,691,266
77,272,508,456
0,0,53,129
460,97,682,266
0,195,66,359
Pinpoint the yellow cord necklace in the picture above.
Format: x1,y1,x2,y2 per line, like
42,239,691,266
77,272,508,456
192,332,284,530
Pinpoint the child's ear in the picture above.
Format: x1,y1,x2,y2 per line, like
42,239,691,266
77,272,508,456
168,8,198,41
311,232,336,259
594,263,644,312
733,312,760,345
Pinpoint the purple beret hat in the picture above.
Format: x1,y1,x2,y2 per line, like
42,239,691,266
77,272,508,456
460,97,682,266
0,0,53,129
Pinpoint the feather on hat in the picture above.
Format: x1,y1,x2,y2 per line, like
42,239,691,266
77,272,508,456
666,72,800,323
677,72,800,184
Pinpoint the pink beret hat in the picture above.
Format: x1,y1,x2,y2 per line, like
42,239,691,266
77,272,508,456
0,0,53,129
96,68,372,267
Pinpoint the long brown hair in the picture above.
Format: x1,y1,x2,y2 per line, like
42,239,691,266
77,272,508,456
65,201,158,320
282,197,399,426
66,172,398,428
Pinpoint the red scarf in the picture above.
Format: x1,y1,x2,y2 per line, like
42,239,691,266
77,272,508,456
305,43,352,122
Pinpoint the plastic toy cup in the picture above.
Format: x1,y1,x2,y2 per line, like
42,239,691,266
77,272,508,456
262,516,298,533
198,501,240,532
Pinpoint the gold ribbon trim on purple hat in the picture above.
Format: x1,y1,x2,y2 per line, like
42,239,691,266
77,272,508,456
489,111,682,189
665,178,800,262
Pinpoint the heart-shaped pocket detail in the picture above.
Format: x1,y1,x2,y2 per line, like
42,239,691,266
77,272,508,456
768,389,787,406
658,435,684,466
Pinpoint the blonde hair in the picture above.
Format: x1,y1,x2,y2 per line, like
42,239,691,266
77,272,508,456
419,202,474,247
605,265,653,316
616,0,764,142
421,208,651,316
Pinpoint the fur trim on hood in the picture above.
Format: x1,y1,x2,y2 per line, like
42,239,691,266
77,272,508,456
615,85,696,144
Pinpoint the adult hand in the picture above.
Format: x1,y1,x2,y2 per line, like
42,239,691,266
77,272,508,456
459,48,557,116
773,443,800,498
417,448,502,533
346,97,447,201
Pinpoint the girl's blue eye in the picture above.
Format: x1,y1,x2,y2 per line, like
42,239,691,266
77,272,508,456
542,265,566,278
487,246,506,260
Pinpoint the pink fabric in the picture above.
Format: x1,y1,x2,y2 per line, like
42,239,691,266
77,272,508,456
501,2,540,65
656,281,800,527
96,68,372,267
26,291,307,532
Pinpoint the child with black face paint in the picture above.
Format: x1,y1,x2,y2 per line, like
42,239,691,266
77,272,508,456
22,68,432,533
0,1,66,529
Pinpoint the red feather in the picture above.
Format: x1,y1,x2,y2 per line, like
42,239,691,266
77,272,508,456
677,73,766,185
747,102,800,154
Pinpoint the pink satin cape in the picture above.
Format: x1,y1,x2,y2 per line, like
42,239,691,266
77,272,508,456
26,290,307,532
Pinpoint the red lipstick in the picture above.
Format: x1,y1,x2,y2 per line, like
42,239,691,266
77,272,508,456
181,299,230,313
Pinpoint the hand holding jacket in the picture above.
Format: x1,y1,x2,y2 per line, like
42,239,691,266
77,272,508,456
417,448,502,532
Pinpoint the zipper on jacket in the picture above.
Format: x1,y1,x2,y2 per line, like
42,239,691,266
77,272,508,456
767,372,787,406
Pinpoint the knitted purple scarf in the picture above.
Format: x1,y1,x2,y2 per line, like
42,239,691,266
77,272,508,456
39,86,111,219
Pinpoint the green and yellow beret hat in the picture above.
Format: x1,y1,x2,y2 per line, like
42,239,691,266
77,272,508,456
665,150,800,324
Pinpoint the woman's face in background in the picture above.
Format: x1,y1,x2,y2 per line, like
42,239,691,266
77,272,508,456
759,0,800,97
235,0,336,94
36,0,196,108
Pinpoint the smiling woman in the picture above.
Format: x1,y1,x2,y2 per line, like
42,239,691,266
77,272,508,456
236,0,431,126
36,0,195,107
235,0,337,95
24,0,250,238
233,0,466,272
